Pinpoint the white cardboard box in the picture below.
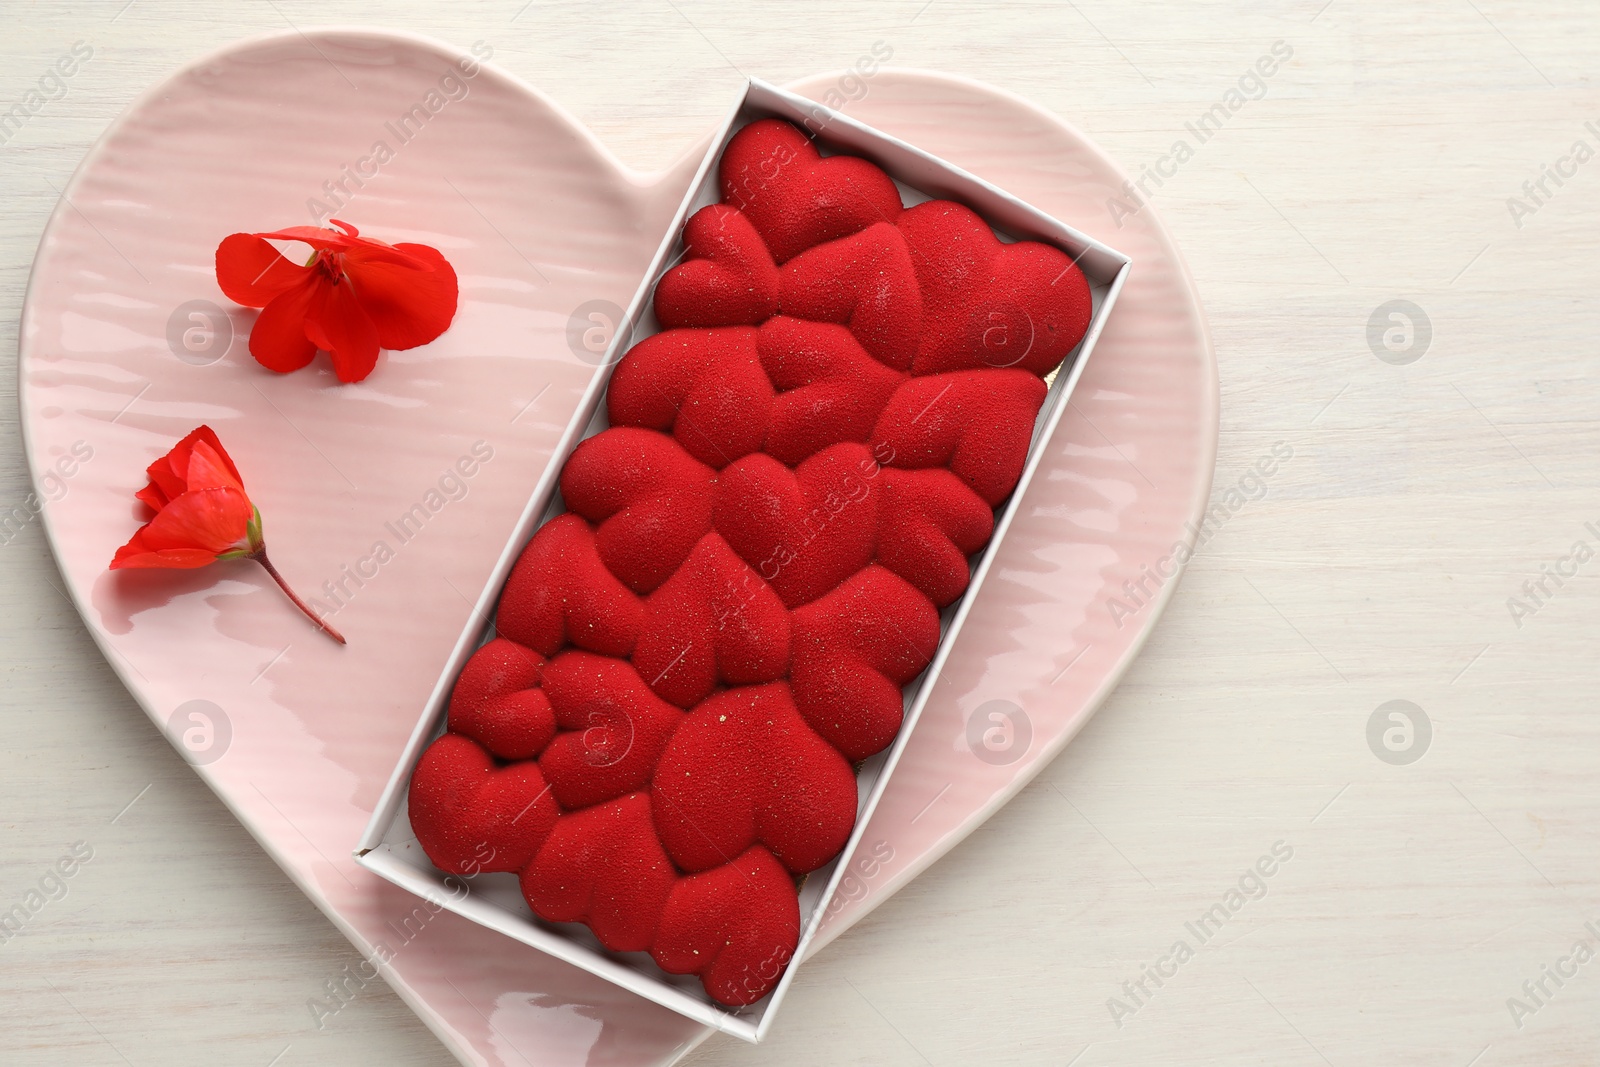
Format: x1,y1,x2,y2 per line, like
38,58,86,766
355,77,1131,1042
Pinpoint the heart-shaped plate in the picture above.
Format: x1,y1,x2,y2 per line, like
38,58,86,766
20,28,1215,1066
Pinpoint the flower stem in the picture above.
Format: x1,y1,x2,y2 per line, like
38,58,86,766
253,549,346,645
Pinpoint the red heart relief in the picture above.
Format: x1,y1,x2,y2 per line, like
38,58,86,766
496,514,645,658
520,792,677,953
874,467,995,608
653,205,779,328
713,442,880,609
650,845,802,1007
413,117,1095,1007
446,637,555,761
778,222,922,370
871,369,1048,506
720,118,903,264
897,199,1093,378
758,316,905,467
408,734,560,876
650,682,856,875
632,532,791,710
607,326,774,469
789,565,941,762
560,427,716,595
536,651,685,811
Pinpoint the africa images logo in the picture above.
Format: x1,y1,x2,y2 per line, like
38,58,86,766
1107,841,1294,1028
1106,442,1293,628
1106,40,1293,228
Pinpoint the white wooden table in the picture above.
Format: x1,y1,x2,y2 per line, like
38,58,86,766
4,3,1596,1064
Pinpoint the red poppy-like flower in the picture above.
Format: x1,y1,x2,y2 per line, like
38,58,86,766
111,426,345,644
215,219,458,383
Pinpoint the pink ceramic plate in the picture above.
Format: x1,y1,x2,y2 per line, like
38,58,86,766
20,29,1215,1067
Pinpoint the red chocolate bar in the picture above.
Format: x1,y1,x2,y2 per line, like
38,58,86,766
409,117,1092,1006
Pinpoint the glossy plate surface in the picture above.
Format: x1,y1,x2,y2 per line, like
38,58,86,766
19,28,1215,1067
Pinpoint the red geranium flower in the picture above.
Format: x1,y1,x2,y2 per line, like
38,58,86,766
215,219,458,383
111,426,345,644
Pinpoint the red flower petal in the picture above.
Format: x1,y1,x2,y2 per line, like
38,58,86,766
141,450,187,509
249,279,321,374
185,438,248,497
110,538,222,569
305,278,381,383
254,225,351,248
216,234,312,308
255,225,433,270
345,242,459,351
141,487,252,553
134,483,169,511
109,486,252,569
183,426,245,486
137,424,243,511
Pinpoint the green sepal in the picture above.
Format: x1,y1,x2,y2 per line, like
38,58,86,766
246,506,264,552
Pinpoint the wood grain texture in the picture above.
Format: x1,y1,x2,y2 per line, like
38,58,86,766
2,2,1596,1065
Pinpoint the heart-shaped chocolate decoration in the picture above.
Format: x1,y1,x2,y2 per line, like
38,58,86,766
560,427,716,594
654,204,780,328
651,682,856,874
897,199,1093,377
407,733,560,876
633,532,791,709
651,845,802,1007
520,792,677,953
713,442,881,608
874,467,994,608
757,316,905,467
789,565,941,762
778,221,922,370
446,637,556,761
720,118,903,264
536,651,685,811
872,369,1048,506
607,326,774,469
496,513,646,658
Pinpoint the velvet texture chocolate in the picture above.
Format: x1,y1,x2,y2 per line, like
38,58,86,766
410,118,1092,1006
